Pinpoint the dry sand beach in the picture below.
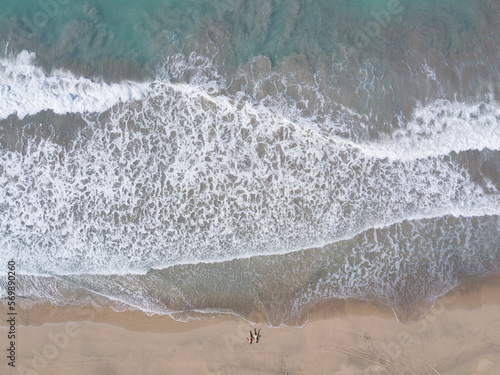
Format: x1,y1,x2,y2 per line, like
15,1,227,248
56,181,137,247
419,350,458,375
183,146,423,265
2,275,499,375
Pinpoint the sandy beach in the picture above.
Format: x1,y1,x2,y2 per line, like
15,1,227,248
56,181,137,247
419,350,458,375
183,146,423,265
1,275,499,375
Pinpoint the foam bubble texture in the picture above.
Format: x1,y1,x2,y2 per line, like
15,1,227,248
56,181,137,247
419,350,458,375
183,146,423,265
1,77,499,275
359,98,500,160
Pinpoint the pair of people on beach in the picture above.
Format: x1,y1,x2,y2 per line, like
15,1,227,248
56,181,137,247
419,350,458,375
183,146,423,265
247,328,261,344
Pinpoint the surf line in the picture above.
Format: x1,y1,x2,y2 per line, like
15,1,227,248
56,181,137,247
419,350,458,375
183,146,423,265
6,259,16,368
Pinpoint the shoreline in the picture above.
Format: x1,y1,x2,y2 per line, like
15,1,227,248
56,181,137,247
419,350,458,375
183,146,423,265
1,275,499,374
3,274,499,330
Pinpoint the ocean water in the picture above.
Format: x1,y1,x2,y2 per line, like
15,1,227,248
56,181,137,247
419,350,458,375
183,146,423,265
0,0,499,326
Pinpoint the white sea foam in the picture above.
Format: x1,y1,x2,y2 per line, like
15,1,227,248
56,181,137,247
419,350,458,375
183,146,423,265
0,50,150,120
1,73,499,276
357,98,500,160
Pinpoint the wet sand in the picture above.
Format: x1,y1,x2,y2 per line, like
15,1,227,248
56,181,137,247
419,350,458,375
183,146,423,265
1,275,499,375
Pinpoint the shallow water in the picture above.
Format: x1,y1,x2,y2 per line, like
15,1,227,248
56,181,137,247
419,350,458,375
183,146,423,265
0,0,499,325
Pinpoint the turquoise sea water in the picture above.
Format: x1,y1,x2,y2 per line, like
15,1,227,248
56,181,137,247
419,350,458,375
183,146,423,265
0,0,499,325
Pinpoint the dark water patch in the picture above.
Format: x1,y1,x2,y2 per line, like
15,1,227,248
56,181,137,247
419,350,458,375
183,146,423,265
0,111,88,152
457,149,500,195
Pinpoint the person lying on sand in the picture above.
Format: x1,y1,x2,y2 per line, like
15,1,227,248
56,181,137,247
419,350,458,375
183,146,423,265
253,328,261,343
247,330,254,344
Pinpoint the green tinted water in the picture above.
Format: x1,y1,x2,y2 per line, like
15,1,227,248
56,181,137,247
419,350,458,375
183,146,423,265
1,0,487,81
